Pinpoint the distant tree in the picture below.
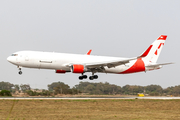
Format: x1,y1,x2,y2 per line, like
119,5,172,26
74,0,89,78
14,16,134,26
41,90,52,96
26,90,38,96
74,82,90,93
26,89,53,96
48,81,70,94
12,84,20,94
54,84,70,94
85,84,95,94
145,85,163,95
71,88,79,95
109,84,122,95
20,84,31,93
74,82,122,95
6,80,180,96
0,81,14,91
0,90,12,96
14,84,20,91
169,85,180,96
122,85,131,95
163,87,173,95
48,81,65,91
149,92,160,96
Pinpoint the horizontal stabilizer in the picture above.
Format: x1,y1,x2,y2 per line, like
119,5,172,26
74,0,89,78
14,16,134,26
145,62,174,67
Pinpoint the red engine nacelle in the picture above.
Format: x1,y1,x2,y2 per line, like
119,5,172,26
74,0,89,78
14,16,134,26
71,64,85,73
56,70,66,73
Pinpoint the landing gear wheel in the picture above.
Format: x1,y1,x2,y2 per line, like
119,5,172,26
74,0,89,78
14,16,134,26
94,75,98,79
19,71,22,75
82,75,87,79
89,76,94,80
79,75,87,80
79,76,83,80
89,75,98,80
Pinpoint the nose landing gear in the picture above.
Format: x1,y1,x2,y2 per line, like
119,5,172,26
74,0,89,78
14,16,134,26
19,71,22,75
18,67,22,75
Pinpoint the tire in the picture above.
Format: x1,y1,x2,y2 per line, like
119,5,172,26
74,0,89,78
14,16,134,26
83,75,87,79
79,76,83,80
89,76,94,80
19,71,22,75
94,75,98,79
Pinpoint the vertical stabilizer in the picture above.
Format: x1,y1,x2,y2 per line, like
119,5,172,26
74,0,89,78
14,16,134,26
140,35,167,63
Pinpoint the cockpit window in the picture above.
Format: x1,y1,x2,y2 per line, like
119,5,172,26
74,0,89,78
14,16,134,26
11,54,18,56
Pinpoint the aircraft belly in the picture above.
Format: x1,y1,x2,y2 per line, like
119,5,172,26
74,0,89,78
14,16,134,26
104,65,129,74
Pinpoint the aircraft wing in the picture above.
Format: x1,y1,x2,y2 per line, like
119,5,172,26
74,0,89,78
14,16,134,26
85,57,140,68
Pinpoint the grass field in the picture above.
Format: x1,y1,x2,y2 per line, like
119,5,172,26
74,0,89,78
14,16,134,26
0,99,180,120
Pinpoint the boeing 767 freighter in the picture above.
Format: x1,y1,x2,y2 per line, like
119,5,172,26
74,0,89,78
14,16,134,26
7,35,172,80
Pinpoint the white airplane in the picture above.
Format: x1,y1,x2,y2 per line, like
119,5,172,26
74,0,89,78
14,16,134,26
7,35,172,80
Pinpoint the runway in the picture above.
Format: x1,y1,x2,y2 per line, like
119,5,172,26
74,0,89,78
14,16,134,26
0,97,180,100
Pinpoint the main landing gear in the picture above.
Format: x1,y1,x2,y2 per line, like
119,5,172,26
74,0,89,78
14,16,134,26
89,75,98,80
79,73,98,80
79,75,87,80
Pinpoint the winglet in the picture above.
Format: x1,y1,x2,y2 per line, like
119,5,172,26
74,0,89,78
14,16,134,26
87,49,92,55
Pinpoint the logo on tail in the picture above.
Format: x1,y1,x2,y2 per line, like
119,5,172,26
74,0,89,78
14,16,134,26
140,35,167,63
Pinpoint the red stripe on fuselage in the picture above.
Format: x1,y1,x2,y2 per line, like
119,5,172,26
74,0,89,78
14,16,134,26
120,58,145,74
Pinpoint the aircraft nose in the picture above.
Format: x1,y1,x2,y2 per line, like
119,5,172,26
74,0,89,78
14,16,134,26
7,56,15,63
7,56,11,62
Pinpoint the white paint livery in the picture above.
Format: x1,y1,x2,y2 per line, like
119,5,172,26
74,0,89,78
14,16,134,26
7,35,172,80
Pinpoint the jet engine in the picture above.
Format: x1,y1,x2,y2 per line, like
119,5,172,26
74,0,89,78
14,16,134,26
71,64,86,73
